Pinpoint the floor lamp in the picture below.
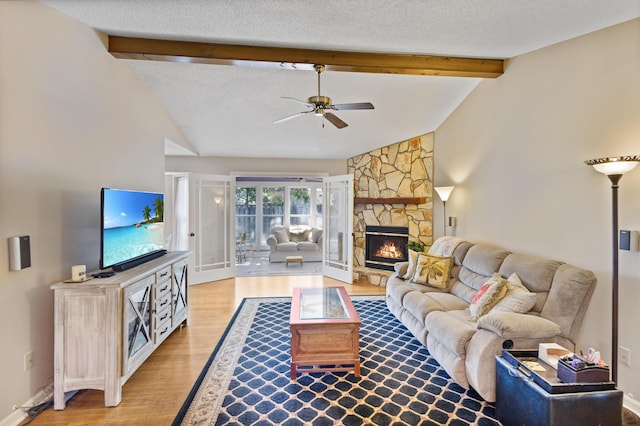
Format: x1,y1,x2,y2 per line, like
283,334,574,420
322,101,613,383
434,186,455,237
585,155,640,385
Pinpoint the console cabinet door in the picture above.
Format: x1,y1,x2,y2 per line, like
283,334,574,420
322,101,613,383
123,275,154,375
172,258,189,327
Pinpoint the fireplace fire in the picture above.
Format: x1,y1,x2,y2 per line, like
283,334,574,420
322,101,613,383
365,226,409,271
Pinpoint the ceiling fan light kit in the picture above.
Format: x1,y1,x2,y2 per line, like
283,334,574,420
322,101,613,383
273,64,374,129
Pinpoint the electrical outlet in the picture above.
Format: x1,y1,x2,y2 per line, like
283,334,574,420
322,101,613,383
23,351,33,371
620,346,631,367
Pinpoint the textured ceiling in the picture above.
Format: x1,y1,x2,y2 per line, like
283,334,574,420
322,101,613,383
42,0,640,159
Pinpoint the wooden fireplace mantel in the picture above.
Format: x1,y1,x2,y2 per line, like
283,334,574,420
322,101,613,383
354,197,427,205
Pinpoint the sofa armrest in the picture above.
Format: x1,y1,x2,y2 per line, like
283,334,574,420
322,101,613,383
266,235,277,251
476,312,561,340
393,261,409,278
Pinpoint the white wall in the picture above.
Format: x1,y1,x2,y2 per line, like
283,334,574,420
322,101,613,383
435,19,640,399
166,156,346,176
0,2,189,422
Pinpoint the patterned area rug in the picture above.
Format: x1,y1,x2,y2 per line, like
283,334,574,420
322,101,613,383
173,296,499,425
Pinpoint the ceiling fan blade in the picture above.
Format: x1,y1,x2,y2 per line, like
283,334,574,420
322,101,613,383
273,110,313,124
281,97,314,108
324,112,348,129
331,102,375,110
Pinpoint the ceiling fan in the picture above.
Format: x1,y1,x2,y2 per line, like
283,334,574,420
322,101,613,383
273,64,374,129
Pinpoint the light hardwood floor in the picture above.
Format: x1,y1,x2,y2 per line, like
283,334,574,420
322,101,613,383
30,275,385,425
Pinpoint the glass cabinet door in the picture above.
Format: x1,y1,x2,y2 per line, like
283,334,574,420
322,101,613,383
172,259,188,327
123,276,153,374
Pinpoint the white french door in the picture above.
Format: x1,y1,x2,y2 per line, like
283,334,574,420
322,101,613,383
189,174,235,284
322,174,353,283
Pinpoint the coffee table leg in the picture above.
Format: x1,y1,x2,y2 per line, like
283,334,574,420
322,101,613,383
290,364,297,379
354,361,361,378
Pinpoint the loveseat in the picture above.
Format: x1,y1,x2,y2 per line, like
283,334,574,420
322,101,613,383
386,237,596,402
265,225,323,262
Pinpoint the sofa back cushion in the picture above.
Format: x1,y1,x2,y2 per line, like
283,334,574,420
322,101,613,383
449,245,510,303
498,253,562,313
540,263,596,344
271,226,290,243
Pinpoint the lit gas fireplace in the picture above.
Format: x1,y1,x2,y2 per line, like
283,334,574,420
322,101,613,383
365,226,409,271
375,242,404,259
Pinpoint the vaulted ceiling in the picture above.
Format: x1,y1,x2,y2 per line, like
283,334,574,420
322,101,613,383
42,1,640,159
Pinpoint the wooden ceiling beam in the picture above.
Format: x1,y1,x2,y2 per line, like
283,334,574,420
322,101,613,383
108,36,503,78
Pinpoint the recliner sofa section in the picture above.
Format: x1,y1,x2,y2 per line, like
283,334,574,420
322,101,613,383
385,238,596,402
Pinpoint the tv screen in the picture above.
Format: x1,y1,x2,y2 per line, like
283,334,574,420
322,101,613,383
100,188,166,271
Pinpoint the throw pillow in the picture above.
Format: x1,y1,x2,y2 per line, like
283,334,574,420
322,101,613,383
402,249,420,280
272,228,289,243
310,228,322,243
469,274,508,321
490,272,537,314
290,229,310,242
412,254,453,288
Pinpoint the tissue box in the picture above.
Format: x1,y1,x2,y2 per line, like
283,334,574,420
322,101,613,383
538,343,572,369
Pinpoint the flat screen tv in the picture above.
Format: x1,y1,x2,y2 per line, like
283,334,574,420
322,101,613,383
100,188,167,272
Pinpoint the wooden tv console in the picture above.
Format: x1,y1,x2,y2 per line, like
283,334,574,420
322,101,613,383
50,251,189,409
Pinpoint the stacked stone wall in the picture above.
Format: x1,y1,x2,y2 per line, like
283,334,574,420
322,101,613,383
347,133,434,284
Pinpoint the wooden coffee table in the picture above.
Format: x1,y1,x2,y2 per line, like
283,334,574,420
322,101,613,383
289,286,361,379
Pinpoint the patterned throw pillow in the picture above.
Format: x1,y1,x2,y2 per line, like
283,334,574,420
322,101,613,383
412,254,453,288
469,274,508,321
490,273,537,314
402,249,420,280
290,229,311,242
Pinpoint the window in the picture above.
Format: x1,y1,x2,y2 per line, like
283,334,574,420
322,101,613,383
262,186,284,244
290,187,311,226
235,187,256,247
235,178,323,251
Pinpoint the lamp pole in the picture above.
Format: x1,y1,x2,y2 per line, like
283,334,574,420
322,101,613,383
585,155,640,385
608,173,621,384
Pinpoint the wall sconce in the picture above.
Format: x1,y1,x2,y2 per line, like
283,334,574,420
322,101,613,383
213,196,222,205
584,155,640,385
434,186,455,236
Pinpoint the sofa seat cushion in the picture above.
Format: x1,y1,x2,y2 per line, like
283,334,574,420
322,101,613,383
386,282,417,307
403,291,469,322
276,242,298,251
426,310,477,358
297,241,319,251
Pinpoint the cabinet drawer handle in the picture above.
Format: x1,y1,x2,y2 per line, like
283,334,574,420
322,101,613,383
160,299,169,307
160,313,169,321
160,326,169,335
160,272,169,278
159,285,169,292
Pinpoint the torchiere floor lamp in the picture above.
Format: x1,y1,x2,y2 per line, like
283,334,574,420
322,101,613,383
584,155,640,385
434,186,455,237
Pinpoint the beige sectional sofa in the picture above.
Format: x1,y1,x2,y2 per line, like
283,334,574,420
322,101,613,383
385,237,596,402
265,225,323,262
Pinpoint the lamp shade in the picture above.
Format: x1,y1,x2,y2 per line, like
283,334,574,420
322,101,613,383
585,156,640,175
434,186,455,202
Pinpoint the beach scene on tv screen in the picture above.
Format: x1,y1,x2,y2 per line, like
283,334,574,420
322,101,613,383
103,190,164,267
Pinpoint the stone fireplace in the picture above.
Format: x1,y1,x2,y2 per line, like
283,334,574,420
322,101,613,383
365,226,409,271
348,132,434,286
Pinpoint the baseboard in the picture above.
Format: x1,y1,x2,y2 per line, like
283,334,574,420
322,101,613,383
0,390,76,426
625,394,640,417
